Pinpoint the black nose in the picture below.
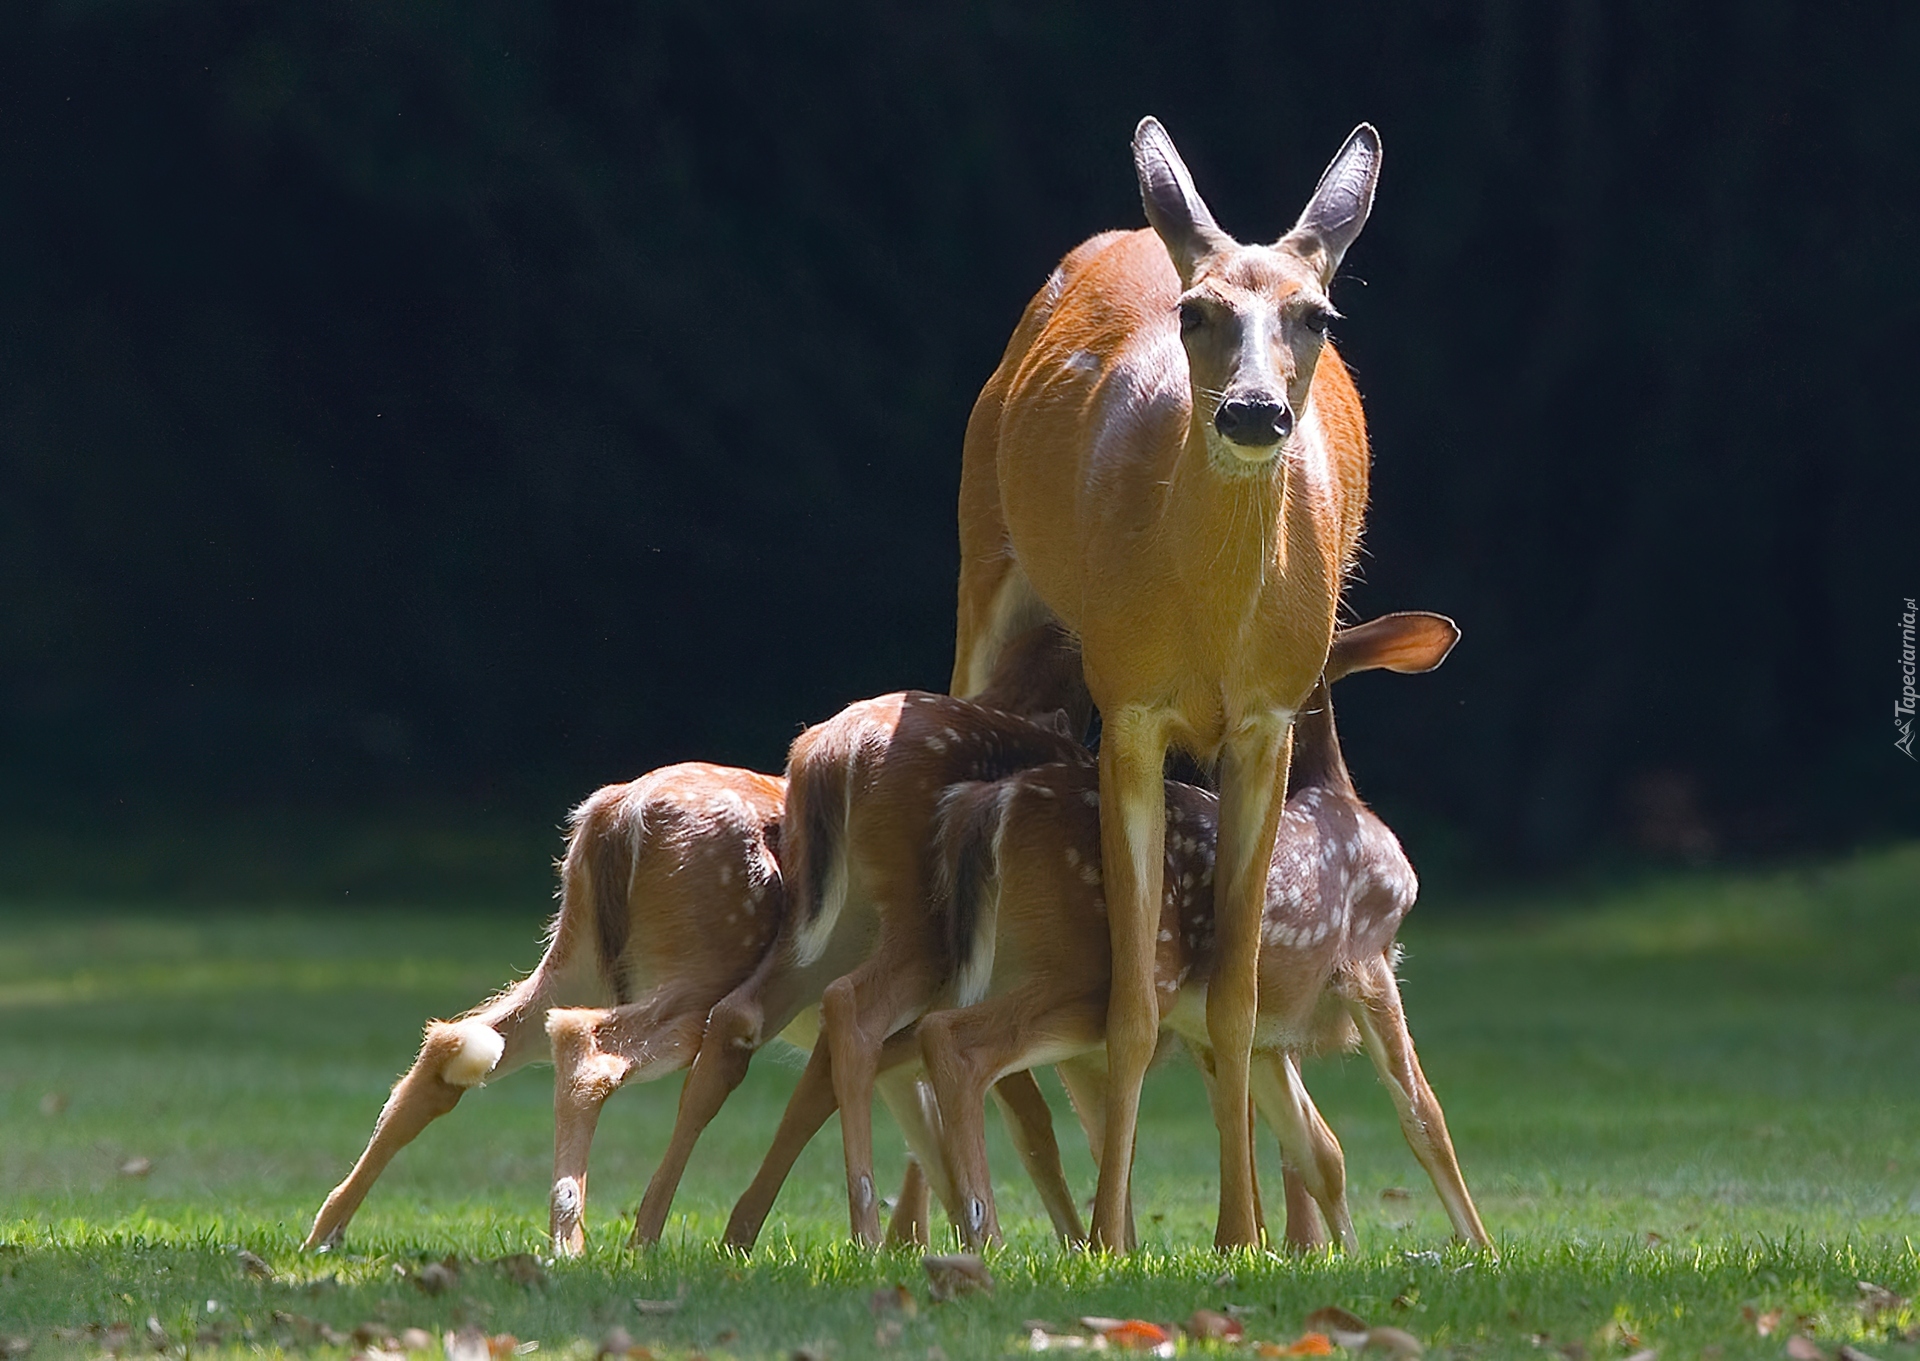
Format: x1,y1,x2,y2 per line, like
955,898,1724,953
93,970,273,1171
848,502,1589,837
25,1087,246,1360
1214,397,1293,447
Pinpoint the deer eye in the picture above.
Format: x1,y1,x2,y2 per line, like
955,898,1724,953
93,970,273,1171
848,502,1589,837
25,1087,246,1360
1297,307,1333,337
1177,299,1207,334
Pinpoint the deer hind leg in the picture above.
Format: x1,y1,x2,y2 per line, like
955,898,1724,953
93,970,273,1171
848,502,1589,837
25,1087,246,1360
886,1155,932,1247
302,963,573,1252
873,1068,957,1246
544,996,706,1256
820,947,942,1246
1250,1052,1357,1252
1344,954,1494,1251
921,991,1106,1250
722,1025,927,1249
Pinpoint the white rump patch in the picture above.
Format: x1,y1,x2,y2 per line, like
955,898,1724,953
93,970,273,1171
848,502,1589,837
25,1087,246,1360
441,1020,506,1087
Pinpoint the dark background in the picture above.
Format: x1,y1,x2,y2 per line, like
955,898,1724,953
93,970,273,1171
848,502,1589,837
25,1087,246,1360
3,0,1915,897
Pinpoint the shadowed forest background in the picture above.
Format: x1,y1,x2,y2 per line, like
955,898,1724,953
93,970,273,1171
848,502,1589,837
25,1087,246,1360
2,0,1915,897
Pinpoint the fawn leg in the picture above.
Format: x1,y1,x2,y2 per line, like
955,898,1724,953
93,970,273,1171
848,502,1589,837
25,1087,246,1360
1345,954,1493,1251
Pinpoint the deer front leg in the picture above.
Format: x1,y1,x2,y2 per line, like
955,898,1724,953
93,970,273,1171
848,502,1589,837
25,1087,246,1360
1091,709,1170,1252
628,983,767,1246
1210,719,1293,1250
991,1070,1085,1245
1344,954,1494,1251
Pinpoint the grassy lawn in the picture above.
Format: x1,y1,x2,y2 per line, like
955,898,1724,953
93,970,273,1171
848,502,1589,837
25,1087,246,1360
2,843,1917,1358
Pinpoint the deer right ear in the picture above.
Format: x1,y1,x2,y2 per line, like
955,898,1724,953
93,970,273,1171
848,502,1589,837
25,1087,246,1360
1133,116,1230,286
1326,611,1459,681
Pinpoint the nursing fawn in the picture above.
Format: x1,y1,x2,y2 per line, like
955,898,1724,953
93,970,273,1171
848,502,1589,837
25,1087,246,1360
919,612,1492,1252
303,762,787,1253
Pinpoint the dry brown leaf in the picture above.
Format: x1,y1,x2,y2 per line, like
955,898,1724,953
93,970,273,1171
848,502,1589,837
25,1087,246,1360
397,1327,435,1353
870,1284,918,1318
354,1349,407,1361
38,1092,67,1117
1083,1318,1170,1350
1025,1327,1095,1351
923,1252,993,1301
1304,1306,1370,1349
1620,1351,1658,1361
1259,1334,1336,1357
1785,1336,1826,1361
118,1156,152,1178
1837,1348,1883,1361
1183,1309,1243,1342
1365,1325,1425,1357
1379,1187,1413,1202
483,1334,529,1357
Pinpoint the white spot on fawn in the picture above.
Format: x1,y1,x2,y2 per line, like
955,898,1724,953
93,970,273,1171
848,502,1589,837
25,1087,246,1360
441,1021,505,1087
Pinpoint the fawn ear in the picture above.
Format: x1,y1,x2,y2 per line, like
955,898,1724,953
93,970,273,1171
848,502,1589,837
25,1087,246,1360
1134,116,1232,286
1280,123,1381,285
1326,611,1458,682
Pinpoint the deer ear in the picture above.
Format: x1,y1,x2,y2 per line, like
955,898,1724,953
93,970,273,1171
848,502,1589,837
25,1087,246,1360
1326,611,1458,681
1280,123,1381,285
1133,116,1230,286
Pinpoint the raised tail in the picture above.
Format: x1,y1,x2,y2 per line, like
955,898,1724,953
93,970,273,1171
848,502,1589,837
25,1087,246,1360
783,734,855,968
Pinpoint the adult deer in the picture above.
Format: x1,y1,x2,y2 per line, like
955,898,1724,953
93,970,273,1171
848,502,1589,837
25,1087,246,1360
921,613,1490,1253
953,117,1381,1248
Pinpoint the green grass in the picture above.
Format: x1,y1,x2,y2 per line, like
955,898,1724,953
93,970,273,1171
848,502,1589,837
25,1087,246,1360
3,844,1919,1358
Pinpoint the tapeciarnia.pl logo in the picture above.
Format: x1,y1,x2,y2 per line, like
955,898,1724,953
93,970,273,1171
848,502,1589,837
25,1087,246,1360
1899,597,1917,759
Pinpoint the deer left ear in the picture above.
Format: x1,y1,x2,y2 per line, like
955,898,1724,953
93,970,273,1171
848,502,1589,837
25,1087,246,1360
1280,123,1381,285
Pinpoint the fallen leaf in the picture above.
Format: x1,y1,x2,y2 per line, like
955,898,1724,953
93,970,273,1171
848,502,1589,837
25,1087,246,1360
493,1254,548,1287
633,1286,686,1315
354,1349,407,1361
1380,1187,1413,1202
118,1156,152,1178
413,1261,458,1296
1558,1342,1589,1361
1304,1306,1371,1349
1259,1333,1336,1357
1621,1352,1658,1361
924,1253,993,1301
1083,1318,1170,1350
1183,1309,1243,1342
38,1093,67,1118
1644,1232,1665,1247
595,1329,634,1360
1026,1327,1095,1352
1743,1307,1784,1337
398,1327,436,1353
445,1328,490,1361
1364,1326,1425,1357
1597,1321,1642,1350
0,1337,29,1359
1785,1337,1826,1361
1837,1347,1883,1361
235,1248,274,1280
871,1284,918,1318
